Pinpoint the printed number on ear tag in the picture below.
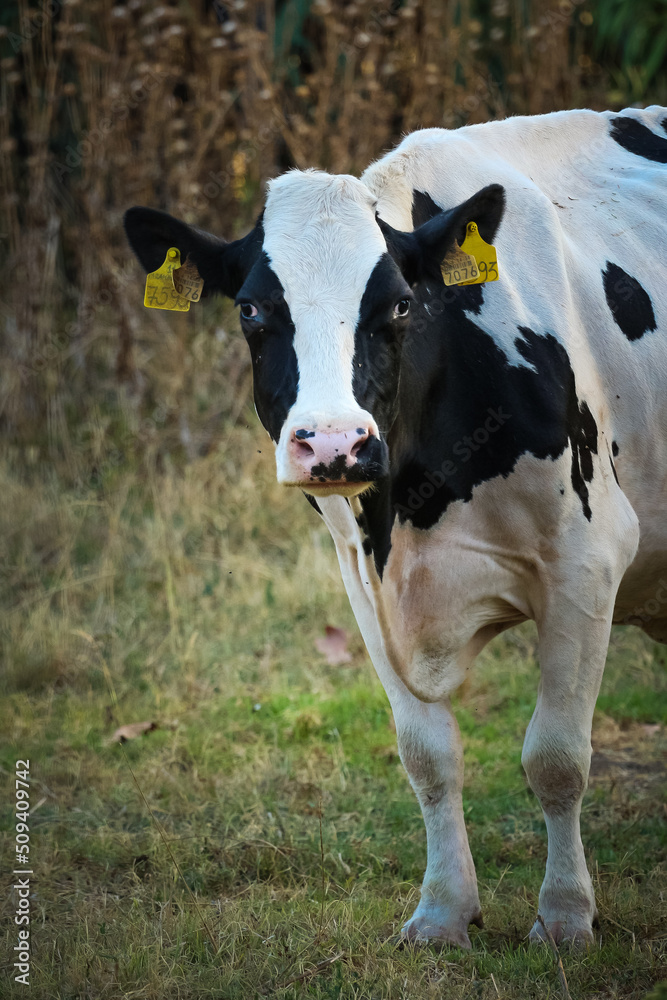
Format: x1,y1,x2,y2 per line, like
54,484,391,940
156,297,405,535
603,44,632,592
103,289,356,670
459,222,499,285
144,248,191,311
440,245,479,286
173,258,204,302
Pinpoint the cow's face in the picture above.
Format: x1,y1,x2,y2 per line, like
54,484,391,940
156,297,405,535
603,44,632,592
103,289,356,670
238,171,413,497
124,172,504,498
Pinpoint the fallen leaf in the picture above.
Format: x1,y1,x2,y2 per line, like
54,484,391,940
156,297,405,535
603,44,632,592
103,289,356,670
641,723,662,736
111,721,158,743
315,626,352,665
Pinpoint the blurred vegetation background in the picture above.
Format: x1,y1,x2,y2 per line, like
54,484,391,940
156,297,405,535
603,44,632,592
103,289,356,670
2,0,667,462
1,0,667,685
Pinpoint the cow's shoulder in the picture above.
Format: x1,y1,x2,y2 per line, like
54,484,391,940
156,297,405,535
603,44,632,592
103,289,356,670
361,111,600,219
362,108,667,227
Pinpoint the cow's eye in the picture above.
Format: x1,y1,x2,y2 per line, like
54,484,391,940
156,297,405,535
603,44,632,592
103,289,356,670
240,302,258,320
394,298,411,318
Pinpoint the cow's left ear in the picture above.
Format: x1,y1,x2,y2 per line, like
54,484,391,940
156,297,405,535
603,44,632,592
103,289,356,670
123,206,262,299
378,184,505,285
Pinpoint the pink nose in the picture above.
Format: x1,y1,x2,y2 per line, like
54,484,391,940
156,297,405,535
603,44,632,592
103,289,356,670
289,426,371,480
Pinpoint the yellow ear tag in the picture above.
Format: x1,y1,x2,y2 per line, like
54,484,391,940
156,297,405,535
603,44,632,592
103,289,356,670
144,248,191,311
459,222,499,285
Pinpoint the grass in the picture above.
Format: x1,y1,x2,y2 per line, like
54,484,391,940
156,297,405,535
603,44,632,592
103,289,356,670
3,1,667,994
1,411,667,999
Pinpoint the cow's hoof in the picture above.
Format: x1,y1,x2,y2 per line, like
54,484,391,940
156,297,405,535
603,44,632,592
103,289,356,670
529,917,594,948
400,913,477,950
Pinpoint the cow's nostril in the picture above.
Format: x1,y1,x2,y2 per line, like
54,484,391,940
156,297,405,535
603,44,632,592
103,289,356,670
351,431,371,459
294,438,315,458
293,428,317,458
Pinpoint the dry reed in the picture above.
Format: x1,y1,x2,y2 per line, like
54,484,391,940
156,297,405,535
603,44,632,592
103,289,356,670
1,0,603,463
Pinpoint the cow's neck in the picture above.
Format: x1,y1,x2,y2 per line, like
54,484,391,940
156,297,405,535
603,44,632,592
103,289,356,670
358,284,596,576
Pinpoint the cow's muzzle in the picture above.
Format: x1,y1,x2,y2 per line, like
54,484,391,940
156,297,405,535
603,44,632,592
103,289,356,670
282,425,388,496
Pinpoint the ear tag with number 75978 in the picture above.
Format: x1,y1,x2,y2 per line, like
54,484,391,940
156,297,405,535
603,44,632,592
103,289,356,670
144,248,191,311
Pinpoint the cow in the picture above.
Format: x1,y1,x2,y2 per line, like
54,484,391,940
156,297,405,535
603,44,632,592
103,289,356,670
124,105,667,948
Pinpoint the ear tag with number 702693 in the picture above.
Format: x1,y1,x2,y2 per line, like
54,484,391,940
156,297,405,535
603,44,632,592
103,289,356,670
440,221,499,287
144,248,205,311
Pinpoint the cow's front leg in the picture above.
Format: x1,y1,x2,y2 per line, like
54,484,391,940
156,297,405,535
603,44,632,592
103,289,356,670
522,590,615,946
395,694,482,947
324,500,480,947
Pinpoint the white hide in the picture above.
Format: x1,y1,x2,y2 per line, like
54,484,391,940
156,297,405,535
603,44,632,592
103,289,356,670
262,170,385,484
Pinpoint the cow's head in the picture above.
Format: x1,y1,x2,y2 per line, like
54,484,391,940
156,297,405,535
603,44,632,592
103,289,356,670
124,171,504,498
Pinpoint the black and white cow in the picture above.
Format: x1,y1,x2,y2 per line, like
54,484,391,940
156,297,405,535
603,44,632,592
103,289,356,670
125,106,667,947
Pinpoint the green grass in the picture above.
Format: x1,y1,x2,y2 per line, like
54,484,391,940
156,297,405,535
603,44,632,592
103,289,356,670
1,414,666,998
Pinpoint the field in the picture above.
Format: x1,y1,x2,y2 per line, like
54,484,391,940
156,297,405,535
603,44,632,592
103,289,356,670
3,0,667,995
1,404,666,999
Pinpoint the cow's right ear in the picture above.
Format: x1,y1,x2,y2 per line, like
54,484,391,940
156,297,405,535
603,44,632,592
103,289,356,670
123,207,262,299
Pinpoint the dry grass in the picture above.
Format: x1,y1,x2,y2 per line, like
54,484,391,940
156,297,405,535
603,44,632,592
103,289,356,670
1,413,666,997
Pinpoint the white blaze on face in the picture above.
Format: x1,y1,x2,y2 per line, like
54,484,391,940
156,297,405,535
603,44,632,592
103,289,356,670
262,170,388,482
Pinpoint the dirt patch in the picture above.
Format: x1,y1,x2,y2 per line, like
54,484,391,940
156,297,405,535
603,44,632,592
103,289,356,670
590,717,666,789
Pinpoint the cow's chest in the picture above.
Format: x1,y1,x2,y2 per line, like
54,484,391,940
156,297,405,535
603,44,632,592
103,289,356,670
375,515,529,697
320,490,532,699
